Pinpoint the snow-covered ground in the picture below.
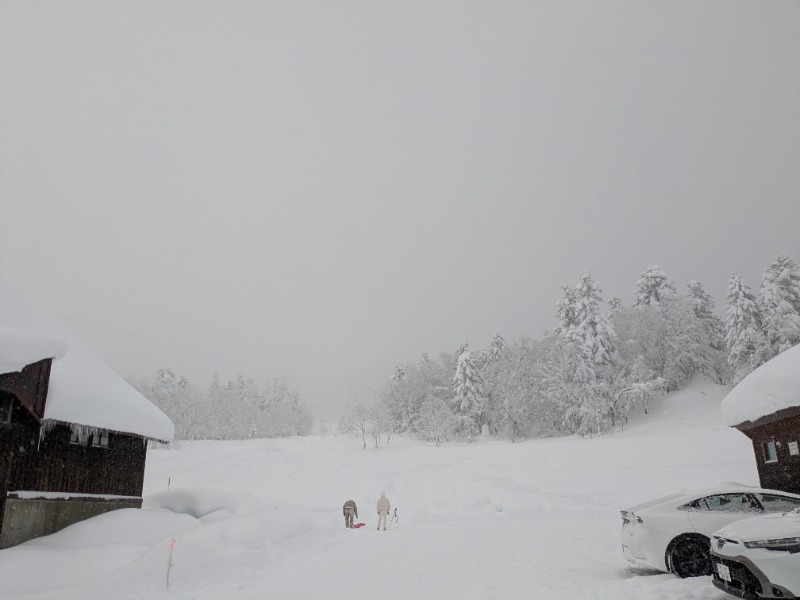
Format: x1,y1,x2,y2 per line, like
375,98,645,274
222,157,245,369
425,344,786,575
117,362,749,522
1,378,757,599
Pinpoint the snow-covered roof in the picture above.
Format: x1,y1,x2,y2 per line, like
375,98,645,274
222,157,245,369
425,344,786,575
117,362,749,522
0,326,68,374
721,342,800,427
0,278,174,442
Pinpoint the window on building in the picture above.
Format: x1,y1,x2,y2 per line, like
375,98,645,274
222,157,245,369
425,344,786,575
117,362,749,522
70,429,109,448
91,430,109,448
762,440,778,463
0,393,13,424
70,429,89,445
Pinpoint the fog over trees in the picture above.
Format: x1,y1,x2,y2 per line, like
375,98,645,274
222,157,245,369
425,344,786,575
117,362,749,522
132,255,800,445
342,254,800,446
130,370,312,442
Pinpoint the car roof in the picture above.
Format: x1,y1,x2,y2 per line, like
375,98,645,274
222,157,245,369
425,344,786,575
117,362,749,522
624,484,800,512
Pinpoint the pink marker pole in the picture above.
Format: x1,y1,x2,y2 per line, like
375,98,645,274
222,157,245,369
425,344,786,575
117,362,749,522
167,538,177,588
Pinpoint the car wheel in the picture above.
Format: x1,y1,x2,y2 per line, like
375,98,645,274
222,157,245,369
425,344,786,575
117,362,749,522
667,536,712,578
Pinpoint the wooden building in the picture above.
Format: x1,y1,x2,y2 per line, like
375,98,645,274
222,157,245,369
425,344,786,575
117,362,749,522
722,343,800,495
0,281,174,548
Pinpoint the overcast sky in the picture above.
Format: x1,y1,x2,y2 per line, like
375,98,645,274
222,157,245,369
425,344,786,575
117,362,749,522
2,1,799,414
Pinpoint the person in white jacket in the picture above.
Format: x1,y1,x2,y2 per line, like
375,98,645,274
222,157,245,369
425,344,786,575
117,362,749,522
376,492,390,531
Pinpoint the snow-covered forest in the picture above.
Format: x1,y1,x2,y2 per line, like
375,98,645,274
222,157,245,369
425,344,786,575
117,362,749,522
344,255,800,444
129,255,800,445
130,370,312,441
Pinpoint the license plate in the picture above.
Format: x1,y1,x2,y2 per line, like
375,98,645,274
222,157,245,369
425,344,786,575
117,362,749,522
717,563,732,583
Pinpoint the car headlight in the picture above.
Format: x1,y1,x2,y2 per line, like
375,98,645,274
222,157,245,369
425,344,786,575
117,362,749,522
743,537,800,552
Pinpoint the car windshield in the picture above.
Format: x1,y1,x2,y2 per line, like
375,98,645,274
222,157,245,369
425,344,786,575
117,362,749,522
757,494,800,513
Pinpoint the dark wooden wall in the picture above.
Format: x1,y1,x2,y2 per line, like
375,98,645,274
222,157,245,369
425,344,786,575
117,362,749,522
1,393,148,533
7,418,147,495
0,359,52,421
740,411,800,495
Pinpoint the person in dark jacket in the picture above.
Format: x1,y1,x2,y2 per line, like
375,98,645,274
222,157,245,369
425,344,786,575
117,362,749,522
343,499,358,528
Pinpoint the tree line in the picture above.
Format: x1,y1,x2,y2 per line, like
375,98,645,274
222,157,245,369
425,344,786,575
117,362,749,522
131,370,312,442
341,254,800,445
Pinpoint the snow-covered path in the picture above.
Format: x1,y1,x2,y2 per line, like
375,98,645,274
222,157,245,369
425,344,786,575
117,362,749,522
1,379,756,599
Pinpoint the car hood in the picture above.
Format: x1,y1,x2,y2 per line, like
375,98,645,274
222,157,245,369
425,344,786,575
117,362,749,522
715,510,800,541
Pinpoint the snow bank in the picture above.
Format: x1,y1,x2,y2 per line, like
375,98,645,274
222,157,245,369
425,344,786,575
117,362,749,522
23,506,200,549
144,488,241,518
0,325,67,375
0,379,756,600
0,278,174,441
721,342,800,426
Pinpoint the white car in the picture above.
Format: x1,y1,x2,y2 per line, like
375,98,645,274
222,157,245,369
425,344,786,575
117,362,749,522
620,484,800,578
711,508,800,599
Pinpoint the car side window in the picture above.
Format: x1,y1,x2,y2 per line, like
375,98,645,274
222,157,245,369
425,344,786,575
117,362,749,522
679,498,709,511
702,494,760,512
757,494,800,513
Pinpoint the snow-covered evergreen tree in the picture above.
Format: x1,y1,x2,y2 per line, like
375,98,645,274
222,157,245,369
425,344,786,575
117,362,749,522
135,369,310,441
570,272,617,366
725,273,770,383
417,354,455,427
538,336,602,436
391,362,406,385
659,297,709,385
549,274,618,434
686,280,728,382
233,374,259,407
151,369,205,440
452,350,486,434
268,376,290,409
759,254,800,356
607,296,623,318
377,350,455,438
555,284,579,335
687,281,724,346
488,337,558,440
418,351,430,368
633,265,677,308
486,332,506,364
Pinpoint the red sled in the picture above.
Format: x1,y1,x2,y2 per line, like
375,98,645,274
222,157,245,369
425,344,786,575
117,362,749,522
351,523,366,528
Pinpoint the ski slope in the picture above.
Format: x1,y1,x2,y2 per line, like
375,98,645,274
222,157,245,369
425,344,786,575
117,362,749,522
1,378,756,599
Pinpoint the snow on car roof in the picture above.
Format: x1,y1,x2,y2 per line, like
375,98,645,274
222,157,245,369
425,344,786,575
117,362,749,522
0,279,174,442
721,342,800,427
622,483,800,512
623,492,684,512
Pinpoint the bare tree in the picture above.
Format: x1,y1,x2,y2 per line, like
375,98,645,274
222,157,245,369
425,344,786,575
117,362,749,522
341,403,370,449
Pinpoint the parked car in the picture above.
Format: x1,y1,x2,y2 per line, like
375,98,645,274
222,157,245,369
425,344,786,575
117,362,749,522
711,508,800,599
620,484,800,578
